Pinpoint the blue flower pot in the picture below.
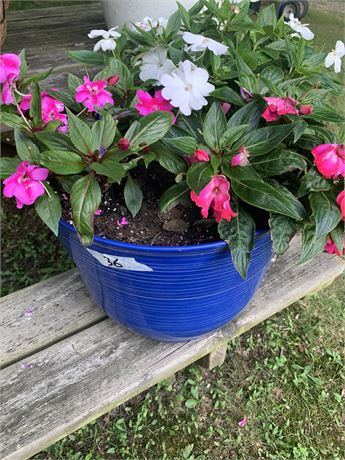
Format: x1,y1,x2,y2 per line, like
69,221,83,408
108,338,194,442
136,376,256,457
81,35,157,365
59,220,273,342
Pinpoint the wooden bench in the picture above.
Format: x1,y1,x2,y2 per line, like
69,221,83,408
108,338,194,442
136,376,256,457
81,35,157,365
1,4,344,459
0,237,344,459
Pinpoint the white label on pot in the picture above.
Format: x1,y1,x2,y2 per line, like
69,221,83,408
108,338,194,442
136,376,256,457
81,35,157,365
87,248,153,272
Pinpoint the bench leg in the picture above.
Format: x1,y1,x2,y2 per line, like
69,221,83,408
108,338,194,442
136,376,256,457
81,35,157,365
199,343,228,370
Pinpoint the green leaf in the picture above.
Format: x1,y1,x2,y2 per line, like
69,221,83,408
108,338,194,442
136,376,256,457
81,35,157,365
24,68,54,86
66,108,94,155
257,4,277,28
305,108,344,123
14,128,40,162
67,74,83,94
223,164,306,221
251,150,307,176
186,161,213,194
163,137,197,155
68,50,106,65
124,175,142,217
300,223,328,264
91,113,117,151
227,101,263,130
18,49,28,78
95,57,132,89
58,174,82,193
35,131,76,152
0,156,21,179
185,399,198,409
35,183,62,236
156,147,188,174
90,158,126,184
293,120,308,143
211,87,244,107
269,214,299,255
219,125,248,149
177,1,191,29
40,150,85,175
128,111,174,147
159,181,190,213
70,174,101,245
0,112,26,129
310,192,341,239
330,224,345,255
218,206,255,279
30,82,43,127
203,102,227,149
165,10,181,38
233,124,296,156
297,168,332,197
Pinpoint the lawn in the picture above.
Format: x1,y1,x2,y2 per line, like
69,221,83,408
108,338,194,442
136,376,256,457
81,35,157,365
1,2,345,459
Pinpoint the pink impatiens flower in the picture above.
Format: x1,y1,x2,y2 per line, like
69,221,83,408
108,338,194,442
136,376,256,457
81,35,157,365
324,237,345,257
135,90,175,121
262,96,299,122
336,190,345,220
190,175,237,223
192,149,209,163
0,53,21,105
231,145,250,167
0,53,21,83
19,92,68,132
3,161,49,209
311,144,345,179
75,76,114,112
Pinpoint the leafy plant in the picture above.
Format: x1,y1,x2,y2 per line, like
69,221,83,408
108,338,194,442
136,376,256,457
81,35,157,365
1,0,344,277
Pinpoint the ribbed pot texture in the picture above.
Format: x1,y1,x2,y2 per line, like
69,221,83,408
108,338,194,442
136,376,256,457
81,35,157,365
59,220,273,341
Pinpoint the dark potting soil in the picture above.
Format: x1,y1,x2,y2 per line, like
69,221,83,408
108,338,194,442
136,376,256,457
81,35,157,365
62,165,269,246
62,165,220,246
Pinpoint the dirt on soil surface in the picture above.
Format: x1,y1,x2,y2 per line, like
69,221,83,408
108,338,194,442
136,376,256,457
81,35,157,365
62,165,220,246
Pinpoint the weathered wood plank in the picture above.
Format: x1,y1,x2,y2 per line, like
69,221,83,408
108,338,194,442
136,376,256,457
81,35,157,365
0,270,106,368
0,239,343,460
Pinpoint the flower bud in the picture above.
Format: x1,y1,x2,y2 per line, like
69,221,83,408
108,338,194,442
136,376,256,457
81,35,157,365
117,138,130,151
107,75,120,86
299,104,313,115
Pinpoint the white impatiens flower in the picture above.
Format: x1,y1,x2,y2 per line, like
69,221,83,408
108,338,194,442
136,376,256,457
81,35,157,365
139,47,175,83
325,40,345,73
135,17,168,35
161,60,215,116
183,32,228,56
286,14,314,41
88,28,121,52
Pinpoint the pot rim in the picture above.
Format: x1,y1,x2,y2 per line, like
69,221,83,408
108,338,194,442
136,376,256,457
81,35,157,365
60,218,270,254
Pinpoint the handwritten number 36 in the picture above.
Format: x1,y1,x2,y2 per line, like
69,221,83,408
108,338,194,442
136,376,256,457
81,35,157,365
103,256,123,268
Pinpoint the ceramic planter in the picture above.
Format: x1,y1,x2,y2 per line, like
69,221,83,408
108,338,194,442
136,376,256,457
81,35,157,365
101,0,198,28
59,220,273,341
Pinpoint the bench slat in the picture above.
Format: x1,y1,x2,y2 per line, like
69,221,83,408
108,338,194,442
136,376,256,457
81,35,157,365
0,270,105,368
0,238,343,460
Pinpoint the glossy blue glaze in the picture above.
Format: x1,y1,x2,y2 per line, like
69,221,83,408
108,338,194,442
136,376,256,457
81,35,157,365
59,220,273,341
